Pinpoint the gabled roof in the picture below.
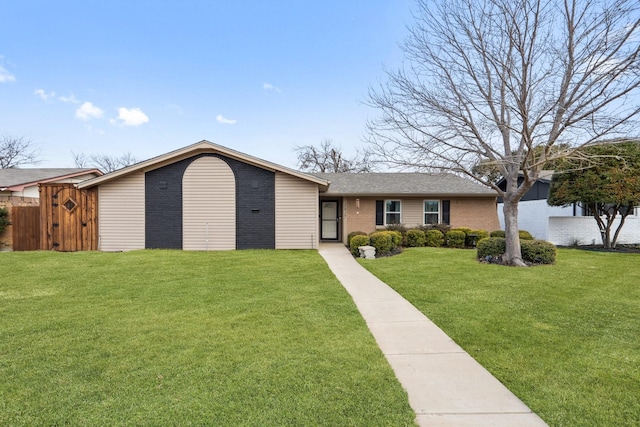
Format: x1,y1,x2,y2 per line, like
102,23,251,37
0,168,103,192
77,140,330,190
313,172,496,197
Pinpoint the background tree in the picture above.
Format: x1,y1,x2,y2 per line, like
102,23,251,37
548,140,640,249
296,139,374,173
0,134,40,168
367,0,640,265
73,151,139,173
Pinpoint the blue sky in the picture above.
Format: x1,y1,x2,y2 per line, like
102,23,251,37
0,1,414,168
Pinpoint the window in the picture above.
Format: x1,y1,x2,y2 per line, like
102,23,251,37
385,200,401,225
424,200,440,224
377,200,402,225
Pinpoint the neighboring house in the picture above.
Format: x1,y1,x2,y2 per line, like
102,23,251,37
0,168,102,199
496,171,574,240
0,168,102,250
313,172,499,243
76,141,500,251
496,171,640,244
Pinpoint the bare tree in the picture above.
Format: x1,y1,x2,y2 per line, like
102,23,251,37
296,139,374,173
72,151,139,173
0,134,40,168
367,0,640,265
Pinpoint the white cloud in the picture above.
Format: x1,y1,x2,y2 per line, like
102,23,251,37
263,82,281,93
216,114,237,125
59,94,80,104
113,107,149,126
75,102,104,121
34,89,55,101
0,65,15,83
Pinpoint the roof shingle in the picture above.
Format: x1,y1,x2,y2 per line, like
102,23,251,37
313,172,495,197
0,168,100,189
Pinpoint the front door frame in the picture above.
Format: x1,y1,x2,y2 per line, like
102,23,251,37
320,198,341,241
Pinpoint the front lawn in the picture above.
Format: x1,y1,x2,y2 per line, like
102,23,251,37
0,250,416,426
359,248,640,427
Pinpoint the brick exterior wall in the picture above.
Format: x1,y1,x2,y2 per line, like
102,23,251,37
343,197,378,238
450,198,500,231
0,195,39,251
340,196,499,242
145,153,275,250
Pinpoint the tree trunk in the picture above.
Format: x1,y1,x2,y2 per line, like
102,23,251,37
610,212,629,249
502,198,526,266
593,213,613,249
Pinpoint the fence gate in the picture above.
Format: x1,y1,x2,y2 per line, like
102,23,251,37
40,184,98,251
11,206,41,251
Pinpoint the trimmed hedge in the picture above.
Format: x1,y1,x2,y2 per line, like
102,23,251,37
521,240,556,264
419,223,451,236
445,230,466,248
389,230,403,247
347,231,367,247
385,224,407,244
369,231,400,255
477,237,557,264
406,229,426,247
489,229,534,240
425,229,444,247
519,230,534,240
477,237,506,258
349,235,370,256
452,227,472,236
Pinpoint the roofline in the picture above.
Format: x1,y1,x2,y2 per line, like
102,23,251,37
320,192,497,198
77,140,330,189
4,169,103,192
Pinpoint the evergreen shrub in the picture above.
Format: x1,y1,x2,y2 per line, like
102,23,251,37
349,235,370,256
476,237,506,258
347,231,367,247
406,229,426,247
521,240,557,264
445,230,466,248
519,230,534,240
369,231,397,255
425,229,444,247
0,207,10,235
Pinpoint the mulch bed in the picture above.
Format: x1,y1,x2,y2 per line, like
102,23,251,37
563,244,640,254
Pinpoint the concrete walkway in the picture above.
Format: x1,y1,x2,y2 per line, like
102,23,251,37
318,243,548,427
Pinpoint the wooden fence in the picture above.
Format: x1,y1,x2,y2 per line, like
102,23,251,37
11,206,41,251
39,184,98,251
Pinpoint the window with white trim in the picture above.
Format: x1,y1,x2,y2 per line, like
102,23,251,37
385,200,401,225
424,200,440,224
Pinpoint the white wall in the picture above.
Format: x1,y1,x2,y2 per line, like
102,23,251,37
497,200,574,240
548,216,640,246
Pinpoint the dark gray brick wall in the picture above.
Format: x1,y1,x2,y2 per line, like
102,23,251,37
145,154,275,249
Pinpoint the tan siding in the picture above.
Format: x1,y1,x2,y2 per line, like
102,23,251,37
402,199,423,227
183,157,236,250
275,173,318,249
98,171,145,251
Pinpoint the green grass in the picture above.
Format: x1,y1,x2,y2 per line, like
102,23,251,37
359,247,640,427
0,250,416,426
